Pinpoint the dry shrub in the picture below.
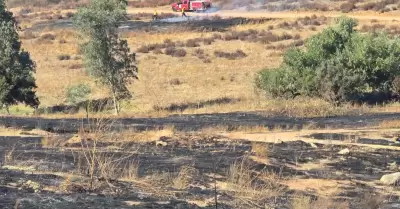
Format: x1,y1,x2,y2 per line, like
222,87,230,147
278,21,290,29
267,44,289,51
227,157,284,207
291,195,350,209
203,37,214,45
223,32,239,41
340,2,356,13
172,166,198,190
202,58,212,63
214,49,247,60
57,54,71,61
163,39,175,47
137,43,166,53
185,39,200,47
193,48,205,57
392,76,400,95
293,40,305,47
173,49,187,57
360,0,396,12
41,135,63,148
18,8,32,15
64,12,74,19
280,32,293,40
96,153,128,181
36,33,56,44
165,47,187,57
40,33,56,40
169,78,181,86
8,0,89,9
153,48,163,55
137,45,150,53
212,33,222,40
379,119,400,128
359,193,385,209
297,15,326,26
360,24,386,33
192,48,210,62
122,161,140,180
300,2,329,11
20,31,37,40
69,63,83,69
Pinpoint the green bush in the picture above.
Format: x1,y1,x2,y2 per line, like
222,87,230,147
256,16,400,104
66,83,91,105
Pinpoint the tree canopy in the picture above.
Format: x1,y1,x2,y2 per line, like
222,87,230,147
73,0,138,115
256,17,400,104
0,0,39,110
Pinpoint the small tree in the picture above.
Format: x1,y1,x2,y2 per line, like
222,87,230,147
0,0,39,112
73,0,138,115
66,83,92,118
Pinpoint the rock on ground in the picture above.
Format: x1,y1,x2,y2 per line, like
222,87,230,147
380,172,400,185
338,148,350,155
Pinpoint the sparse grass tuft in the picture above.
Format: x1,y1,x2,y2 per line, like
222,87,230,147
214,49,247,60
380,120,400,128
172,166,198,190
226,157,284,207
57,54,71,61
251,142,269,158
291,195,350,209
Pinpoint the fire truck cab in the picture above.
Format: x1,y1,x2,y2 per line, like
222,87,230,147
171,0,212,12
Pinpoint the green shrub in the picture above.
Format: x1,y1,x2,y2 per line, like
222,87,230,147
66,83,91,105
256,17,400,104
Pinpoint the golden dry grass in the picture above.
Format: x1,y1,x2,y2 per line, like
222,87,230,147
251,142,269,157
291,194,350,209
0,126,22,136
379,119,400,129
15,15,400,118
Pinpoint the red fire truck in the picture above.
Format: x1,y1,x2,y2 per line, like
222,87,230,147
171,0,212,12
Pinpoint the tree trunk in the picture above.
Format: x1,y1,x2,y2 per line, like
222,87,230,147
85,104,89,121
112,91,119,115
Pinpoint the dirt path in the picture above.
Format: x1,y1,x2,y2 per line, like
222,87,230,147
224,128,400,150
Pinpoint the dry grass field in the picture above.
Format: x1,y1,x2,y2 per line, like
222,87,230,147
8,8,400,118
2,1,400,209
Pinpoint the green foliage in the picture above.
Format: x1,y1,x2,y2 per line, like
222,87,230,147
73,0,137,115
257,16,400,104
0,0,39,110
66,83,91,105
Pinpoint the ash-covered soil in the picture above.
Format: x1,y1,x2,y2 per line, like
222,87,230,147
1,129,400,209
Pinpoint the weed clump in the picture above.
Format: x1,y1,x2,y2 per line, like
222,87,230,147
57,54,71,61
165,47,187,57
185,39,200,47
340,2,356,13
214,50,247,60
39,33,56,41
